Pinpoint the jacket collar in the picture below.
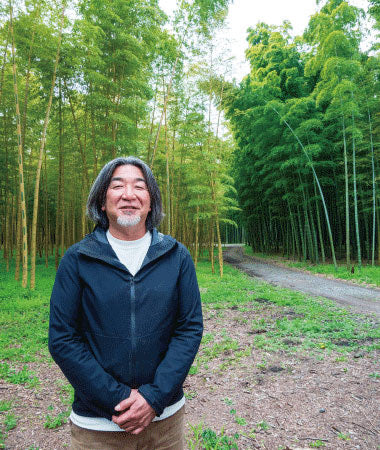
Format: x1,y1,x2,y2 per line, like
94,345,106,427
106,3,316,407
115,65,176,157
77,226,177,272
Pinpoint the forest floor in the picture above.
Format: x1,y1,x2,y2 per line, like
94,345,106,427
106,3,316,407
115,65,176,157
1,257,380,450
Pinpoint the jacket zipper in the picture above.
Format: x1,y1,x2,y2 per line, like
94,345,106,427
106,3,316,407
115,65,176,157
130,277,136,387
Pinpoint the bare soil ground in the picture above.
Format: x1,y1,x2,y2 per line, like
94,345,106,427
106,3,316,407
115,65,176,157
2,253,380,449
3,303,380,450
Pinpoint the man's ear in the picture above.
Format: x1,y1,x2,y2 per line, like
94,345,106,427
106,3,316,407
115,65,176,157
101,205,105,211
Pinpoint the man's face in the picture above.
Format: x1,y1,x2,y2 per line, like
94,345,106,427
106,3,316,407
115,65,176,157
102,164,151,230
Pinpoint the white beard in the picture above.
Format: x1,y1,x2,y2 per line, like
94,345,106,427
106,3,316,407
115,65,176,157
117,214,141,227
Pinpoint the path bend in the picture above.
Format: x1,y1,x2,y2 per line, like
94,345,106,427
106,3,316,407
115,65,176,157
223,246,380,319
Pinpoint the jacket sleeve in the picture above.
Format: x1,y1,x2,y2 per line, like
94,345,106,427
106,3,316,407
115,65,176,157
138,246,203,416
48,247,131,419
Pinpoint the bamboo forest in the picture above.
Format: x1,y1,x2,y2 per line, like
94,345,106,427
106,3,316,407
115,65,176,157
1,0,380,290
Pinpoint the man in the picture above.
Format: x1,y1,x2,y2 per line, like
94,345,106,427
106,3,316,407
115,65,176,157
49,156,203,450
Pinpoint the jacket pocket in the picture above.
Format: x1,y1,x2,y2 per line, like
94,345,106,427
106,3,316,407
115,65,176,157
84,331,132,384
134,330,170,385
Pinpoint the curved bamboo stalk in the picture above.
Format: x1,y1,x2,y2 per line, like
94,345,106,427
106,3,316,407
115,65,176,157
270,104,338,270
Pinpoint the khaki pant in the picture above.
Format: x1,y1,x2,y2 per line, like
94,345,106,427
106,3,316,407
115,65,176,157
70,407,185,450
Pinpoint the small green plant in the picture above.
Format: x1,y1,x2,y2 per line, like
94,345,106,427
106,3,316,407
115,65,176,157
184,391,197,400
188,365,198,375
187,423,239,450
0,430,5,449
0,363,39,388
309,440,326,448
202,333,215,344
4,413,17,431
337,432,351,441
241,428,257,440
235,416,247,426
44,406,69,429
256,360,267,370
58,382,75,407
0,400,12,412
369,372,380,379
222,397,233,406
256,420,269,431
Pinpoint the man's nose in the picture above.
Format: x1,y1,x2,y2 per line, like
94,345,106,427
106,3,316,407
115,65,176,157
121,185,136,198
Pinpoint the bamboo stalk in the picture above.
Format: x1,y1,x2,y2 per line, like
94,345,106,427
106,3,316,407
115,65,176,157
30,3,65,289
9,0,28,287
270,104,338,269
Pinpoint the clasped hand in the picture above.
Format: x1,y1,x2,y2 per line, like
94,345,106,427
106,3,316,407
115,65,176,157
112,389,156,434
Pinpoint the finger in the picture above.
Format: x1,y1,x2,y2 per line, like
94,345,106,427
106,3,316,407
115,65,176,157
120,422,141,433
115,397,134,412
113,411,133,426
112,415,125,424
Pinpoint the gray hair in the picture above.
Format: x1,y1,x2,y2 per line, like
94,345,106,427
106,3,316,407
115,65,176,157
87,156,163,231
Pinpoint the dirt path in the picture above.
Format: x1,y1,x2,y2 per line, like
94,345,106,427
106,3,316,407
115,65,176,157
3,303,380,450
223,246,380,318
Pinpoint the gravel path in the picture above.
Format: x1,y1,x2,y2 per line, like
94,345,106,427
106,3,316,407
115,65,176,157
223,246,380,318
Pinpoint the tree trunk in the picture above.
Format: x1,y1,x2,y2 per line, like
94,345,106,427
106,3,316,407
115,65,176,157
209,222,215,274
65,80,90,191
30,4,65,289
3,111,10,271
377,199,380,265
271,106,337,268
81,182,86,239
194,202,199,268
21,20,37,156
14,192,21,282
164,107,171,235
0,22,10,105
150,47,183,169
351,105,361,268
90,82,98,178
146,78,159,164
44,153,49,268
4,197,10,272
340,110,350,269
367,106,376,266
10,0,28,287
314,179,325,263
55,81,62,269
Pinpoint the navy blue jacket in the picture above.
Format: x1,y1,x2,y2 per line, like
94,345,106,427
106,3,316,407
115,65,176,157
48,227,203,420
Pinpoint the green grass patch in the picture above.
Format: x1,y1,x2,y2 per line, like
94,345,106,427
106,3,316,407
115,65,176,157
1,254,379,369
0,401,12,412
4,413,17,432
197,258,261,305
0,362,40,388
44,405,69,429
0,257,54,363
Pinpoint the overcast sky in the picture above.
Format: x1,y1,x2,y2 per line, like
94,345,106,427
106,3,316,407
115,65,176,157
159,0,371,81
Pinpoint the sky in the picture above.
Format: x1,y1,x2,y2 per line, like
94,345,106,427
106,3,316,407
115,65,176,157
159,0,371,81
